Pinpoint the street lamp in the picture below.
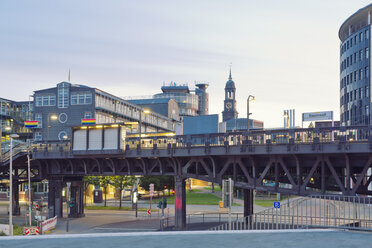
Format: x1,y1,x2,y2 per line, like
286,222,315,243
46,114,58,142
247,95,255,133
139,109,151,148
9,133,19,236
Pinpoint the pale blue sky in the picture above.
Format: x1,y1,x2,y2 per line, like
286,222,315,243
1,0,371,127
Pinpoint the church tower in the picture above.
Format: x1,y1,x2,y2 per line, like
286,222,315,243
222,67,238,122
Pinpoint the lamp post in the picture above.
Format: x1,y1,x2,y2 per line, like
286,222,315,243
247,95,255,133
138,109,150,148
46,114,58,143
27,148,32,227
9,133,19,236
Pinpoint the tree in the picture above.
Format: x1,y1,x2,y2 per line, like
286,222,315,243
109,176,136,209
99,176,110,207
83,176,100,206
139,176,174,197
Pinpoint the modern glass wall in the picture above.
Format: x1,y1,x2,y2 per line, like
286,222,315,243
340,25,371,125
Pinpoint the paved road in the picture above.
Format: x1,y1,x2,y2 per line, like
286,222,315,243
1,230,372,248
0,187,271,234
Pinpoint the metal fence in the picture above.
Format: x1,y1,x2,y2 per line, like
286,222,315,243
210,195,372,231
30,125,372,154
159,212,244,231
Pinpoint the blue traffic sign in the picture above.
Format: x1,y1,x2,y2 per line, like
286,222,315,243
274,202,280,208
25,186,28,190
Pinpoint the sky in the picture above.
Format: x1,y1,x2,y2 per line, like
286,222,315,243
1,0,372,128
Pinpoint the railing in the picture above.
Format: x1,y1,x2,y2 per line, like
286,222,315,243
31,125,372,154
210,195,372,231
0,144,28,163
159,212,244,230
31,141,71,154
126,125,372,150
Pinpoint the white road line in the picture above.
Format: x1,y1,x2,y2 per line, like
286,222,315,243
0,229,338,240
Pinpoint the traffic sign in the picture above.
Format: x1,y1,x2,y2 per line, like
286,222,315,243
274,202,280,209
149,183,154,197
147,209,151,215
25,185,28,190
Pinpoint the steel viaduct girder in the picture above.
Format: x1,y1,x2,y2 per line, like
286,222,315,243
3,141,372,196
21,152,372,197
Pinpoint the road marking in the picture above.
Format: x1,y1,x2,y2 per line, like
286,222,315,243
0,229,338,240
93,227,158,231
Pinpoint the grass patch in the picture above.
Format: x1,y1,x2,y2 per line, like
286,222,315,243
85,206,157,212
204,186,222,192
155,191,221,205
254,199,276,207
13,225,23,236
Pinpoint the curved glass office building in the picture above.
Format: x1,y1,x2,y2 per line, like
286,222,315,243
340,4,372,126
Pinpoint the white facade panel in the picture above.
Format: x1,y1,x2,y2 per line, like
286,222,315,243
89,129,102,150
73,129,87,150
104,128,118,150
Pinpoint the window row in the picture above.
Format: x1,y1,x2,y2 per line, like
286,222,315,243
341,105,369,123
71,93,92,105
341,29,369,55
340,66,369,88
340,86,369,105
58,83,69,108
340,48,369,71
35,95,56,107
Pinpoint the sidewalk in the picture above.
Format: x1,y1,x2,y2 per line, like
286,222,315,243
196,186,268,213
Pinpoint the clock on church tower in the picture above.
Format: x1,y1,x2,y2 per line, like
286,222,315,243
222,68,238,122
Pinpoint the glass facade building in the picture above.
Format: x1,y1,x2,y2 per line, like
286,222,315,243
0,98,33,140
339,4,372,126
153,84,199,117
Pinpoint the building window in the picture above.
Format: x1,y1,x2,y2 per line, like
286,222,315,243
59,113,68,123
58,83,69,108
35,95,56,107
366,86,369,97
84,112,93,119
58,131,68,140
71,93,92,105
366,48,369,59
360,50,363,61
366,67,369,78
34,132,42,141
35,113,42,128
366,29,370,39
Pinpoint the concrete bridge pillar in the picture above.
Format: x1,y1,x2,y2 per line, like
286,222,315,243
12,180,21,216
48,179,63,218
174,176,186,229
68,180,85,218
243,189,254,217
